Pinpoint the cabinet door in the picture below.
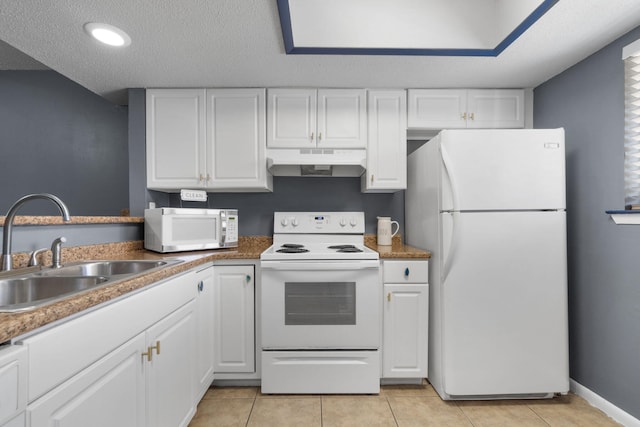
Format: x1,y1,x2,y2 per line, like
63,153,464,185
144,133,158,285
194,266,215,401
362,90,407,192
146,89,206,190
0,346,26,426
28,334,146,427
213,265,255,373
317,89,367,148
146,301,196,427
466,89,524,128
267,89,317,148
382,284,429,378
407,89,467,129
206,89,272,191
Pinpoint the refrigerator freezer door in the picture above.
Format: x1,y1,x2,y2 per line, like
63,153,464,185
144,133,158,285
439,129,566,211
440,210,569,397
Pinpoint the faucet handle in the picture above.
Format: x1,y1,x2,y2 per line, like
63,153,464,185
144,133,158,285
51,236,67,269
29,248,48,267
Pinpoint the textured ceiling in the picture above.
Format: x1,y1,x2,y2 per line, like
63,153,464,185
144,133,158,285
0,0,639,105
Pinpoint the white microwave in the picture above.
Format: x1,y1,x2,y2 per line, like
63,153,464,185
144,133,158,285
144,208,238,253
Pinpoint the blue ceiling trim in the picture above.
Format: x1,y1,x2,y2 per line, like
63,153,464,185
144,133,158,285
286,46,498,57
277,0,296,54
493,0,559,55
276,0,559,57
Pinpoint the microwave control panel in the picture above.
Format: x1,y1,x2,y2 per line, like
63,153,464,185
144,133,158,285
223,211,238,244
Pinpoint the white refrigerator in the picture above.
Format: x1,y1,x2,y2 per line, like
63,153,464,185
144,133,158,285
406,129,569,400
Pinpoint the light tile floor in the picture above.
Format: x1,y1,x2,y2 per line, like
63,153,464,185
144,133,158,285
188,382,622,427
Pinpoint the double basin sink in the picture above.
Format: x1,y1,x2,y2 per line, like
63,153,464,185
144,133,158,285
0,259,181,313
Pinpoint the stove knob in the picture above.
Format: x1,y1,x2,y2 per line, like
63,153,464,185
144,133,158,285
280,218,289,227
291,218,299,227
339,218,347,227
350,217,358,227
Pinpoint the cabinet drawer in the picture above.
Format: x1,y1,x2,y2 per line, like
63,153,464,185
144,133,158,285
383,260,428,283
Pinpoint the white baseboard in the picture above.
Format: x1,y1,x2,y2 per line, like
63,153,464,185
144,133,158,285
570,379,640,427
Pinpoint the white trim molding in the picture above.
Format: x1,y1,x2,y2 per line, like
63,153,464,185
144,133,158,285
571,379,640,427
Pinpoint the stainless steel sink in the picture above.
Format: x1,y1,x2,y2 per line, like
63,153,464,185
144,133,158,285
0,259,181,312
37,260,170,277
0,276,109,312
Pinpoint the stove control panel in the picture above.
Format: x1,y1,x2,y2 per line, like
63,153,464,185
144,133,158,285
274,212,365,234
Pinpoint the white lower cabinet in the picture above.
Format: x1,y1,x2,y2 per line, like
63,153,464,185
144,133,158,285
27,300,197,427
27,333,146,427
19,269,200,427
0,346,27,426
213,265,255,374
194,266,215,400
382,260,429,379
146,301,196,427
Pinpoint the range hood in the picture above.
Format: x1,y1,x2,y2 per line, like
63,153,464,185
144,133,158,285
266,148,366,177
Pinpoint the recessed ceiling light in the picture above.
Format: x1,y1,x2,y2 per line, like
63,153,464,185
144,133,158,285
84,22,131,47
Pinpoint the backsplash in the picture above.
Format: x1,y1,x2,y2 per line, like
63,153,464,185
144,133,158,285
148,176,405,236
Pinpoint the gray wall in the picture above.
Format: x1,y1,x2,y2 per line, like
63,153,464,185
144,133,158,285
0,70,129,216
534,26,640,419
127,90,405,236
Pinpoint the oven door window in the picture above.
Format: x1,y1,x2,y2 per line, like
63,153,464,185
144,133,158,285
285,282,356,325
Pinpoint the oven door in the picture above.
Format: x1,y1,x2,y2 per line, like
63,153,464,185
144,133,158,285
261,260,380,350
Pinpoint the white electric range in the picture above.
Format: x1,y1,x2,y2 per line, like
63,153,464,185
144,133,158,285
260,212,381,394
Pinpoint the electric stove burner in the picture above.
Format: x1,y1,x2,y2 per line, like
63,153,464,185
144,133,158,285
276,248,310,253
277,244,309,254
337,247,363,253
328,244,364,253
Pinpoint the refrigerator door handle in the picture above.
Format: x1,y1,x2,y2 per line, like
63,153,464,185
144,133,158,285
441,144,460,284
442,211,460,284
440,144,459,212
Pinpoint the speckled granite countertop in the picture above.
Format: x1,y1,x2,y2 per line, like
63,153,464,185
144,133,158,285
0,233,429,343
365,235,431,259
0,236,271,343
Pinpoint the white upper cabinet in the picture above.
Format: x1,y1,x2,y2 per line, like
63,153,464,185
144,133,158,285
146,89,206,190
408,89,524,129
267,89,367,149
146,88,272,192
362,90,407,193
206,89,272,191
465,89,525,129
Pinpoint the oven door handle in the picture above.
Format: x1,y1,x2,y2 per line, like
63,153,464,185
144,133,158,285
261,261,379,271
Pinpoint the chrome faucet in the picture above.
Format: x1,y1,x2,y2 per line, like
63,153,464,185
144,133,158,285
51,236,67,269
1,193,71,271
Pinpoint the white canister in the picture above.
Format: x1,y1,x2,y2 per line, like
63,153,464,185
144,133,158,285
377,216,399,246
